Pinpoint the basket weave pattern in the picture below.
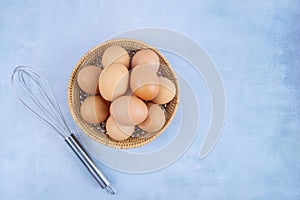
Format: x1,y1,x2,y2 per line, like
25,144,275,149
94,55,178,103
68,39,179,148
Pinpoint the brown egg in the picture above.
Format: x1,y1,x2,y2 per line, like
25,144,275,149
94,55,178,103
106,116,134,141
77,66,102,94
110,95,148,126
152,77,176,104
102,46,130,68
80,96,110,124
131,49,160,72
130,65,160,100
134,63,160,73
98,63,129,101
139,103,166,133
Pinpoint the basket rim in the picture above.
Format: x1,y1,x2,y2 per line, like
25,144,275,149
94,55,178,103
67,38,180,149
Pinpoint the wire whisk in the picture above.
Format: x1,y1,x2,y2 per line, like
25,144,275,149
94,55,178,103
10,66,115,194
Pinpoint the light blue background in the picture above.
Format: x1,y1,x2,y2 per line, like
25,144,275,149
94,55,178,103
1,0,300,199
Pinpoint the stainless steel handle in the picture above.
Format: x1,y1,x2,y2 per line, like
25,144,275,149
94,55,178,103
65,134,115,194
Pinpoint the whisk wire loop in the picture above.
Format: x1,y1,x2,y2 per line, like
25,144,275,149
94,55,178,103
11,66,69,138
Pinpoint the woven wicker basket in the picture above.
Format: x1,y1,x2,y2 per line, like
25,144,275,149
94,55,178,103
68,38,179,149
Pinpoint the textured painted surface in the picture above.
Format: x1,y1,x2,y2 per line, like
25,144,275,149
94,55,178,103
1,0,300,199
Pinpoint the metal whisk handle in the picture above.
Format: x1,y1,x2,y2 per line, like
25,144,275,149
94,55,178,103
65,134,115,194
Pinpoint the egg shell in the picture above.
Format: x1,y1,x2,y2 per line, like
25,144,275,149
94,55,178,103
80,96,110,124
130,65,160,100
131,49,160,72
102,46,130,68
139,103,166,133
110,95,148,126
133,63,160,73
77,66,102,94
106,116,134,141
152,77,176,104
98,63,129,101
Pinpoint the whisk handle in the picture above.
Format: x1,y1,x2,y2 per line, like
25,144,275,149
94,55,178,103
65,134,115,194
